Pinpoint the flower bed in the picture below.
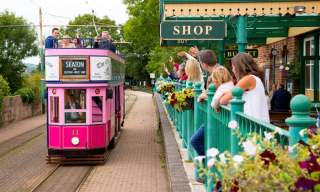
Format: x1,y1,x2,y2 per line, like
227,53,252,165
196,122,320,192
166,88,194,112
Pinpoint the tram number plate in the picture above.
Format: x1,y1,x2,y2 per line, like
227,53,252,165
62,60,87,76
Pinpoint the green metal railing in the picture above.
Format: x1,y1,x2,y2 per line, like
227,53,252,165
156,79,316,192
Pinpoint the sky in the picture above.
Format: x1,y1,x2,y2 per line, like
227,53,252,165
0,0,129,64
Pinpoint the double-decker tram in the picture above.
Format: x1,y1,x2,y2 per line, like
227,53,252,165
45,48,125,164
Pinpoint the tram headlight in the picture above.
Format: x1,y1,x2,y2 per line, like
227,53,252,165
71,137,80,145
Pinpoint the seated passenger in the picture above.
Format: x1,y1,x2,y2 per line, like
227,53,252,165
271,84,291,112
58,35,76,48
98,31,116,52
45,28,59,48
72,38,81,48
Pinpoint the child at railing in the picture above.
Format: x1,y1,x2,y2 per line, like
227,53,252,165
210,66,234,111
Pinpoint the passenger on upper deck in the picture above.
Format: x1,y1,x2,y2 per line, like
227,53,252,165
98,31,116,52
58,35,76,48
45,28,59,48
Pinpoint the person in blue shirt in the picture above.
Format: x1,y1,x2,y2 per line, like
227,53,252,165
98,31,116,52
45,28,59,48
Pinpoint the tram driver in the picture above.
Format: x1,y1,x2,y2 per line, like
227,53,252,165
65,94,84,123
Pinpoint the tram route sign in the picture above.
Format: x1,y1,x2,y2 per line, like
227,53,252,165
60,56,89,80
160,20,226,40
224,49,259,59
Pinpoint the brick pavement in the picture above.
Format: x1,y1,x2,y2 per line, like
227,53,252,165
79,91,169,192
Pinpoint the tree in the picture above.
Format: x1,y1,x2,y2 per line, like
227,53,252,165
60,14,120,40
0,11,38,92
122,0,160,80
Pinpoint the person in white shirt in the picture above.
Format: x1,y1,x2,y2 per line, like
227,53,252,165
210,66,234,111
220,53,270,122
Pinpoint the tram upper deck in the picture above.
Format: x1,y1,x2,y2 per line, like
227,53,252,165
45,48,125,83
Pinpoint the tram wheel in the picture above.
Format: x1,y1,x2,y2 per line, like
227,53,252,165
108,138,115,150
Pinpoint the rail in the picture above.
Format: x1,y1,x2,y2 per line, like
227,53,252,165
155,79,316,192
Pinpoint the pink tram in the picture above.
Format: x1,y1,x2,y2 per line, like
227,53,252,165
45,48,125,164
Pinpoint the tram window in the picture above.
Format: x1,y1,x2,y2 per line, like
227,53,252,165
64,89,86,124
92,96,103,123
64,89,86,109
50,97,59,123
65,112,86,123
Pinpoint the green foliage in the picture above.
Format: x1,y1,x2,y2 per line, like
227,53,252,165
22,71,41,102
0,75,11,112
0,11,38,92
122,0,160,80
14,87,35,104
146,45,188,76
60,14,119,40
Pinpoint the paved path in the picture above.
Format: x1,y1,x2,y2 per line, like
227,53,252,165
0,115,45,144
79,91,169,192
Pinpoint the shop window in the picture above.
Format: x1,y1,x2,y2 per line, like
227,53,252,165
92,96,103,123
50,96,59,123
304,37,315,89
64,89,86,124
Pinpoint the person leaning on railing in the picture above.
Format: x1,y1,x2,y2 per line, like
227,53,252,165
188,50,219,157
220,53,270,122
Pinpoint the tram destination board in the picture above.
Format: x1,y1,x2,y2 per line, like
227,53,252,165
60,56,90,80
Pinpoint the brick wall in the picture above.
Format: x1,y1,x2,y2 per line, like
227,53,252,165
257,37,299,94
1,96,42,126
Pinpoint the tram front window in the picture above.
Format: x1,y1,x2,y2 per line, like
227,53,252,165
64,89,86,123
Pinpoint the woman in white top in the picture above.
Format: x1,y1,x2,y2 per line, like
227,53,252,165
210,66,234,111
220,53,270,122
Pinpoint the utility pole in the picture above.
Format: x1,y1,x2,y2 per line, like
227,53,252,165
39,7,45,114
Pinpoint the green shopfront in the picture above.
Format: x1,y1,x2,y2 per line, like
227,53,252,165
159,0,320,100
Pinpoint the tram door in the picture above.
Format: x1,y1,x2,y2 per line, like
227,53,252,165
115,86,121,135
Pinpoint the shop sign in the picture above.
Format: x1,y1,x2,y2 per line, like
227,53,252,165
161,20,226,40
224,49,259,59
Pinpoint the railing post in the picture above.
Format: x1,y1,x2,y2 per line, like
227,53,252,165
186,81,194,160
230,87,244,155
206,84,216,192
177,80,183,138
285,94,316,155
193,82,203,181
181,81,187,148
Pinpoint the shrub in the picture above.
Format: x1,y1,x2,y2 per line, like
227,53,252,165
14,87,35,104
22,71,41,102
0,75,11,112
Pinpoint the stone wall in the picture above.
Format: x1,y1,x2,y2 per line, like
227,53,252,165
1,96,42,126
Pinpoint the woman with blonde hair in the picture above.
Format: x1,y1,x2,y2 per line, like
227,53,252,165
210,66,234,110
220,53,270,122
185,59,204,86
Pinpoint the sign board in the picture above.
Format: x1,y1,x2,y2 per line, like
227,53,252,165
60,56,89,80
150,73,155,79
224,49,259,59
160,20,226,40
45,56,59,81
90,57,112,80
